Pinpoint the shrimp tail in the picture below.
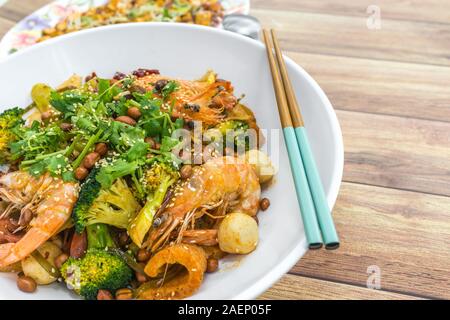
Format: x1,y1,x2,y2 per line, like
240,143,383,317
0,229,50,267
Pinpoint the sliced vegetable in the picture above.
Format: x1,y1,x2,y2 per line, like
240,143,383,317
31,83,52,112
128,163,179,247
21,242,62,285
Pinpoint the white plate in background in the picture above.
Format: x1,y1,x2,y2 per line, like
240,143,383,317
0,0,250,57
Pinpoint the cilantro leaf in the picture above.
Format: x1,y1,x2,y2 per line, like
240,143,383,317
106,100,128,117
161,80,179,100
96,159,139,189
27,154,72,180
75,117,97,133
11,123,66,161
160,136,180,152
50,90,88,118
98,78,121,103
142,119,162,137
126,140,149,162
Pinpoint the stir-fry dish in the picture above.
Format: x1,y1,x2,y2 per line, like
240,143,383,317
0,69,275,299
38,0,224,43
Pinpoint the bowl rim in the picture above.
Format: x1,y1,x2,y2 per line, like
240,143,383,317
0,22,344,299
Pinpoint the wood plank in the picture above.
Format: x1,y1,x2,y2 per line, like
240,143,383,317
291,182,450,299
4,0,450,26
1,0,450,302
0,15,14,37
251,9,450,66
4,2,450,66
252,0,450,25
0,0,50,22
259,274,422,300
287,52,450,122
338,110,450,196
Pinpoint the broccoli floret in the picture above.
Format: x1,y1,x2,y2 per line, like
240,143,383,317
73,165,140,232
0,107,25,164
95,158,139,189
61,249,132,300
144,162,180,192
60,224,133,300
72,167,102,233
0,107,24,127
86,223,116,250
84,178,140,230
128,163,179,247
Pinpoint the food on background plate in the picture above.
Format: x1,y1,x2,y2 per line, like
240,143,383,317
0,68,275,299
38,0,224,43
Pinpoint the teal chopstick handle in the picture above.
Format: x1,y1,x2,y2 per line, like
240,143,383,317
295,127,339,249
283,127,323,249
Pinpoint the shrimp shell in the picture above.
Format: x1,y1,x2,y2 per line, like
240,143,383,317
0,171,54,211
138,244,207,300
146,156,260,252
0,244,21,272
0,172,78,268
181,229,218,246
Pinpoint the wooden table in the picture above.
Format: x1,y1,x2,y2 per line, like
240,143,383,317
1,0,449,300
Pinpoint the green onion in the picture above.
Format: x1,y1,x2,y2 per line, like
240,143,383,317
30,251,61,278
72,129,104,169
64,136,81,158
20,149,67,166
128,100,141,107
108,248,145,275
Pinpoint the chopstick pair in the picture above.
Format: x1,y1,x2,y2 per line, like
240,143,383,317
263,29,339,250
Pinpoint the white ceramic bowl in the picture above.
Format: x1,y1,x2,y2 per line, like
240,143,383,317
0,23,343,300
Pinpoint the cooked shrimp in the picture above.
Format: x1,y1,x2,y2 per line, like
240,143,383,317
0,171,54,219
134,73,237,126
181,229,218,246
137,244,207,300
0,243,21,272
0,171,78,268
145,156,260,252
0,219,23,243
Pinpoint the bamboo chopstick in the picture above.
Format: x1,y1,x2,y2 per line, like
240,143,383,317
267,29,340,250
263,29,323,249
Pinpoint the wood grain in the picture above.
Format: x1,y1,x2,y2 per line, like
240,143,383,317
259,274,423,300
252,0,450,24
292,182,450,299
287,52,450,122
0,16,14,36
1,0,449,301
0,0,50,22
338,110,450,196
252,9,450,66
